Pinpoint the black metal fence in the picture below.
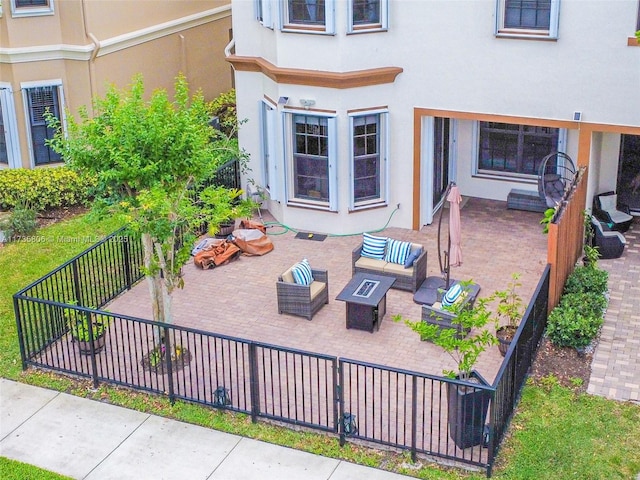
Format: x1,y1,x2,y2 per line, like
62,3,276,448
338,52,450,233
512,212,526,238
13,218,550,476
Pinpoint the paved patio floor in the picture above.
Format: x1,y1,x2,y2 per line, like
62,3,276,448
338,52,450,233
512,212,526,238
108,197,548,383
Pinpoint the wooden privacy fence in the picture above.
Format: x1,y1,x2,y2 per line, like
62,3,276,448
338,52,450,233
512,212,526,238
546,167,587,310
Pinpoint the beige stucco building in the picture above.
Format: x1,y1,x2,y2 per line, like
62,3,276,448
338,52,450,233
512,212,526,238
0,0,233,169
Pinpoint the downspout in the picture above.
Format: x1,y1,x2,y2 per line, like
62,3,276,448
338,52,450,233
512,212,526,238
224,38,235,58
81,0,100,111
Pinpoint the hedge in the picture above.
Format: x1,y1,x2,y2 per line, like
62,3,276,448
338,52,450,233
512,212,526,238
0,167,95,211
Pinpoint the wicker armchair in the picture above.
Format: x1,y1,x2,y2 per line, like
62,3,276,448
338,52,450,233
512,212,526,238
592,191,633,233
276,266,329,320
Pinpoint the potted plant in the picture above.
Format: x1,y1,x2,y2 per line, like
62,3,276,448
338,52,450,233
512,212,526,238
198,186,257,238
67,308,110,355
394,284,498,449
494,273,524,357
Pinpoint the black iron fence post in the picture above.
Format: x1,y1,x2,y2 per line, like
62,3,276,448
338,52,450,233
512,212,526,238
85,308,100,389
72,259,83,307
338,360,346,447
411,375,418,462
163,326,175,404
13,296,28,370
122,237,132,289
487,390,497,477
332,358,339,434
248,342,260,423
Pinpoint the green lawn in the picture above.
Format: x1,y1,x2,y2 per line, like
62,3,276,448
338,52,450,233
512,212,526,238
1,213,639,479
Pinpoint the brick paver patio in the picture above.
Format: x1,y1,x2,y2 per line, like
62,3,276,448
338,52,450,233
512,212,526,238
108,197,549,383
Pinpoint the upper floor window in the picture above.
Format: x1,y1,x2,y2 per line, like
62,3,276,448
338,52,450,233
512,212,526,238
348,0,388,33
350,111,388,209
0,106,7,165
283,0,335,33
476,122,561,179
496,0,559,39
11,0,54,17
23,84,63,166
637,0,640,31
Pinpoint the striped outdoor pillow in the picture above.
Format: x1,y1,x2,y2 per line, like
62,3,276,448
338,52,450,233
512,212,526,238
291,259,314,286
361,233,387,260
442,283,464,307
384,238,412,265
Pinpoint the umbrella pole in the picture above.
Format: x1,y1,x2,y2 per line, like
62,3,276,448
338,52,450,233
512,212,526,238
437,183,453,275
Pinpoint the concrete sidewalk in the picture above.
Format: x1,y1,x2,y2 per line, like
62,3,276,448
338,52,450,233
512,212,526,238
0,379,414,480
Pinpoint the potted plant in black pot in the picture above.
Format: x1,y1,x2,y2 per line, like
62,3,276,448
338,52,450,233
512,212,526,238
67,308,110,355
198,186,256,238
394,284,498,449
494,273,524,357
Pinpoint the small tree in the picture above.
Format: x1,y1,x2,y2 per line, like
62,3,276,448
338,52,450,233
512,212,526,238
47,75,249,332
394,281,498,379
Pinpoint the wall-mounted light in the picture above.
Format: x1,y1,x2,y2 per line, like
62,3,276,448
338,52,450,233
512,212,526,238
573,111,582,122
278,96,289,105
300,99,316,110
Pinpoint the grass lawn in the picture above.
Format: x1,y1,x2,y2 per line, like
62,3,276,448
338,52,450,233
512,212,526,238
1,213,639,480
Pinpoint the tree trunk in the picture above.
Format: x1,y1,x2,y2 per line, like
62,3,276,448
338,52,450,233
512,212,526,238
142,233,165,344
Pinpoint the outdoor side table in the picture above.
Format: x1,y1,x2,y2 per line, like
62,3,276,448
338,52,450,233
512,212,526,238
336,273,395,333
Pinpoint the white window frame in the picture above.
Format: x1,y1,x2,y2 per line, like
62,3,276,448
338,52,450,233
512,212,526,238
0,85,22,169
259,99,279,201
21,79,66,168
11,0,55,18
495,0,560,39
281,0,335,35
284,111,338,211
347,0,388,34
255,0,274,29
472,121,567,181
348,109,389,210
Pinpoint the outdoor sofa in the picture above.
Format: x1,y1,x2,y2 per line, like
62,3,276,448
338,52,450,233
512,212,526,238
352,233,427,292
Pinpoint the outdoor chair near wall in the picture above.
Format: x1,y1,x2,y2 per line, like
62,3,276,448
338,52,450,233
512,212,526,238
276,262,329,320
592,191,633,233
591,218,626,259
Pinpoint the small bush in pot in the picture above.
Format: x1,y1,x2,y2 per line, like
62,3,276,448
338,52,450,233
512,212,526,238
494,273,524,357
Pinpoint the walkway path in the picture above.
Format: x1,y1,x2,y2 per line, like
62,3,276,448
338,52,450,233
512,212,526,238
588,221,640,403
0,379,413,480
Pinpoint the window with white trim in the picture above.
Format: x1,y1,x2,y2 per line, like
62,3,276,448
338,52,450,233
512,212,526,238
255,0,273,28
0,106,7,165
260,100,278,198
282,0,335,33
286,113,337,210
496,0,559,39
23,84,63,166
350,111,388,209
476,122,562,178
348,0,388,33
11,0,54,17
636,0,640,31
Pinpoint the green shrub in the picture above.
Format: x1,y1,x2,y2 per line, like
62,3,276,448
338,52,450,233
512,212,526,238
0,202,38,239
547,298,604,348
563,264,608,296
0,167,95,211
208,89,237,138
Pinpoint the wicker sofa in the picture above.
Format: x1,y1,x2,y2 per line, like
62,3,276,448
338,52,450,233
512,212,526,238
351,240,427,292
276,266,329,320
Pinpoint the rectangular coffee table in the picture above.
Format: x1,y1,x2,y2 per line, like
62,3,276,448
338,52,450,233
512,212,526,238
336,273,395,332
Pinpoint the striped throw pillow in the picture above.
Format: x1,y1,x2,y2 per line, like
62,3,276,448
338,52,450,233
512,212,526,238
291,259,314,286
361,233,387,260
385,238,412,265
442,283,464,307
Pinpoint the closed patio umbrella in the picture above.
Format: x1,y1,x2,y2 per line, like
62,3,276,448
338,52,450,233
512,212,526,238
447,184,463,267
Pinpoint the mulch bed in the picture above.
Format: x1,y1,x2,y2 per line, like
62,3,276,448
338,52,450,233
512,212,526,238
35,205,89,229
530,336,593,392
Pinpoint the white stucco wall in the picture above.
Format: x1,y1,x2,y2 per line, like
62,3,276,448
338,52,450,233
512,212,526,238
232,0,640,233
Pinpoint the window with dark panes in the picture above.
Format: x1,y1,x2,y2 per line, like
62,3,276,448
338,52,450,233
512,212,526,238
352,0,380,25
288,0,325,25
293,115,329,201
27,86,62,166
353,114,380,202
478,122,559,176
504,0,551,30
15,0,49,7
